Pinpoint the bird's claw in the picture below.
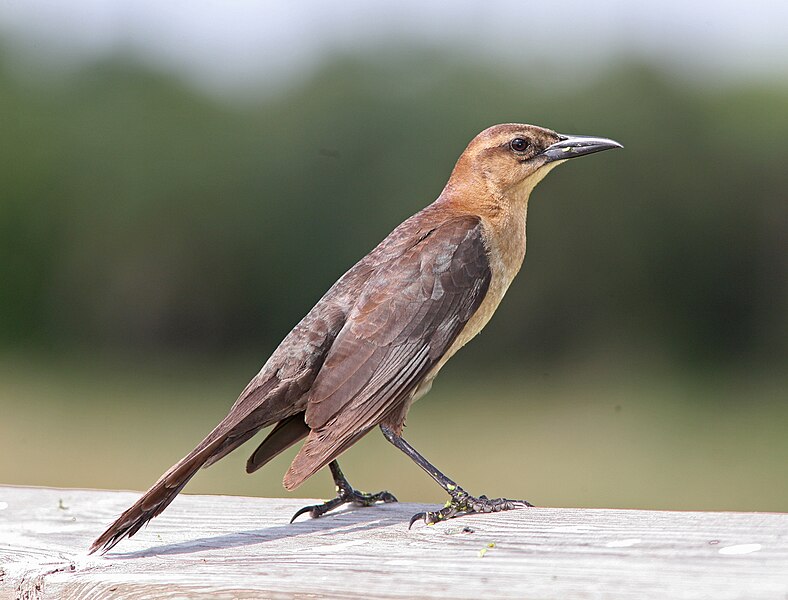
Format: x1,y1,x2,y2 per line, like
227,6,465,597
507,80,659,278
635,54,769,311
290,488,397,523
408,492,532,529
289,503,327,523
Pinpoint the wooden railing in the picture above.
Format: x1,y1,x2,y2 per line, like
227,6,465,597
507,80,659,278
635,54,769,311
2,485,786,599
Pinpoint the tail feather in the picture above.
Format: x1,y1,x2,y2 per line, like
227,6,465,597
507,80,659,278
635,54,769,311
202,427,264,469
89,436,224,554
246,413,309,474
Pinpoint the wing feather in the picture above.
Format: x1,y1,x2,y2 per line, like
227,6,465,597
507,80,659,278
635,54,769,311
283,215,492,489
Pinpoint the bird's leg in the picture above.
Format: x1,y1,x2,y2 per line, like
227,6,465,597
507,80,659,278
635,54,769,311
290,460,397,523
380,425,533,528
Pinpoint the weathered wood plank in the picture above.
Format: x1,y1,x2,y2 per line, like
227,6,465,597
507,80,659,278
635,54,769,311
1,485,787,599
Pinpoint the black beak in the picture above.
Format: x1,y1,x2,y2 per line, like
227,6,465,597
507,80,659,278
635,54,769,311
542,134,623,162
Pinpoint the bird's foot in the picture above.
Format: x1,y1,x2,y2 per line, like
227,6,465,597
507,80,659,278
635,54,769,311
290,487,397,523
409,489,532,528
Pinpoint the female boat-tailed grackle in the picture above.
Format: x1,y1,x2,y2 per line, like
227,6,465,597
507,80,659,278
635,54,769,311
90,123,621,553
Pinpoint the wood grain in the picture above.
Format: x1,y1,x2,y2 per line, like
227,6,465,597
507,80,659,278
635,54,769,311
2,486,787,599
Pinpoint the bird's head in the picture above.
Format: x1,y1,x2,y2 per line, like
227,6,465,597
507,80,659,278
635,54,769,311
445,123,622,207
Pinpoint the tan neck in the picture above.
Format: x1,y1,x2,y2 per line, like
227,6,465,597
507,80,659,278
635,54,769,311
439,160,564,283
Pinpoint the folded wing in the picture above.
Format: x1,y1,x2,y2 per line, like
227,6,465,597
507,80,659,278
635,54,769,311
284,215,491,489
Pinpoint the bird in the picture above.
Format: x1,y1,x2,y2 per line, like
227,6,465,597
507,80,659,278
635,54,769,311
90,123,621,554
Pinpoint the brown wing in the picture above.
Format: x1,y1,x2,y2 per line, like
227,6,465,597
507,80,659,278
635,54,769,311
283,215,491,489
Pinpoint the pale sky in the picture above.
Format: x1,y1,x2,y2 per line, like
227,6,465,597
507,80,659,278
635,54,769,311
1,0,787,93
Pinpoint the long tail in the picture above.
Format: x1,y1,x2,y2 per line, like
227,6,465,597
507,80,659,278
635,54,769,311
89,434,226,554
90,375,289,554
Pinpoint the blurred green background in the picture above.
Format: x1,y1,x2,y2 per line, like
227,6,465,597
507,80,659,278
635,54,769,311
1,2,786,513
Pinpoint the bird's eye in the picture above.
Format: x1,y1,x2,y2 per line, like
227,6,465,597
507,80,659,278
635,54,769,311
509,138,530,153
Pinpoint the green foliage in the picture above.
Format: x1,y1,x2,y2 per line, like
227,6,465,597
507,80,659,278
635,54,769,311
3,354,787,510
1,51,786,369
